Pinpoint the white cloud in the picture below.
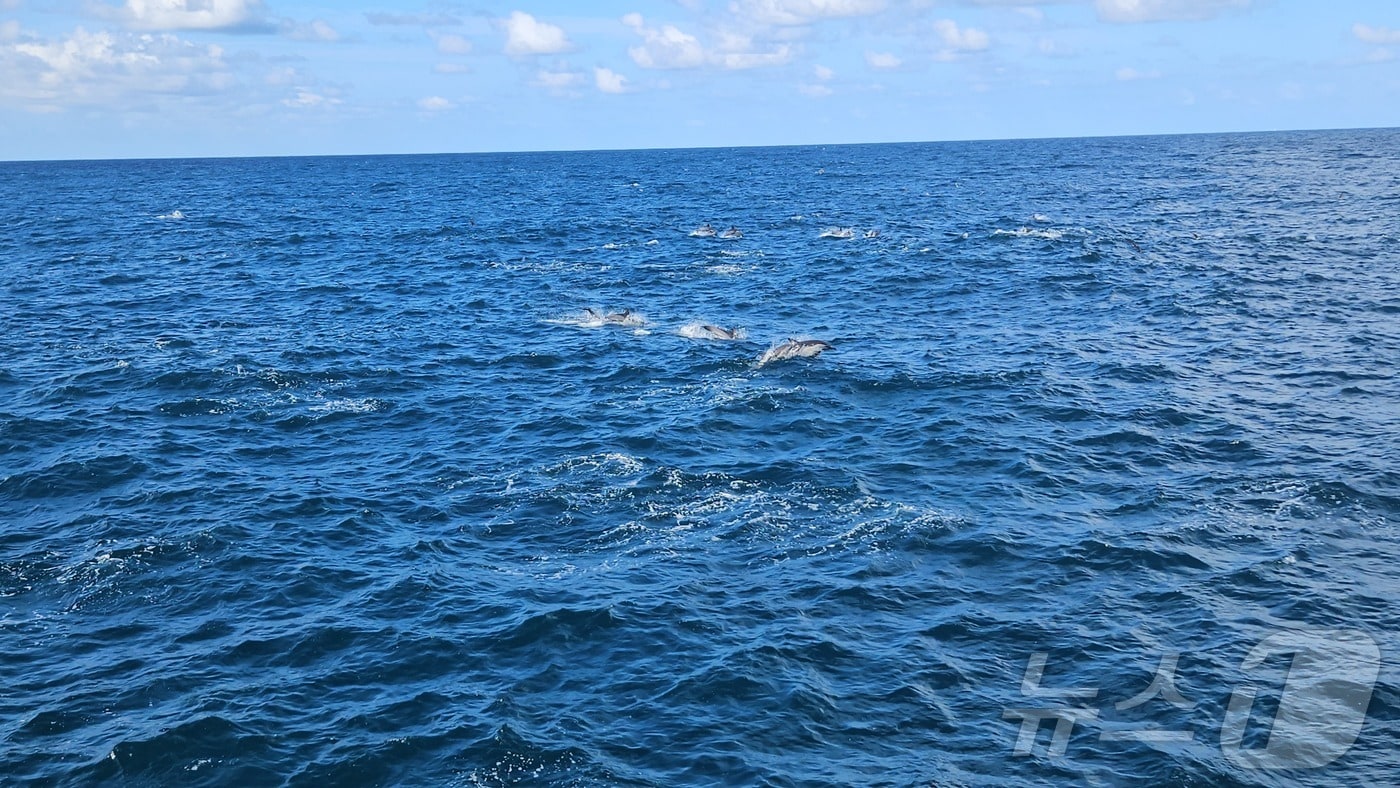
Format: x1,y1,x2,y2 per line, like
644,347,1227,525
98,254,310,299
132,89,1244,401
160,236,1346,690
594,66,628,93
282,88,340,108
798,82,831,97
1095,0,1251,24
1354,24,1400,45
865,50,900,69
730,0,886,26
623,13,706,69
2,26,233,109
434,33,473,55
434,62,470,74
713,44,792,69
418,95,453,111
813,64,834,80
365,12,462,27
933,19,989,52
284,19,339,42
1116,66,1162,80
533,68,583,92
503,11,571,56
1037,37,1077,58
264,66,297,85
622,12,794,71
120,0,271,32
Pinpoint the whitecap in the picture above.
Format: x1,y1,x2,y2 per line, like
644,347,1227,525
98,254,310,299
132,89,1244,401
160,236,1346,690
992,227,1064,240
308,397,385,414
704,264,747,275
157,210,185,220
545,310,606,328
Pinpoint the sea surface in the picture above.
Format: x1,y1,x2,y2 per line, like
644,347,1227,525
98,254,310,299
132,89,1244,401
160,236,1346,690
2,129,1398,786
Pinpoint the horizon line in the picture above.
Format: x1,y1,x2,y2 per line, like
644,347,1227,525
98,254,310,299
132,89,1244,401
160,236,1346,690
3,124,1395,166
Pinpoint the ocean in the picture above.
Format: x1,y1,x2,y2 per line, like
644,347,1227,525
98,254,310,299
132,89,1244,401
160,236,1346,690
1,129,1397,786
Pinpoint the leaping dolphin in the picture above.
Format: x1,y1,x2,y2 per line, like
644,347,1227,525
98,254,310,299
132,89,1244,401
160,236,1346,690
680,323,744,340
700,324,741,339
757,338,834,366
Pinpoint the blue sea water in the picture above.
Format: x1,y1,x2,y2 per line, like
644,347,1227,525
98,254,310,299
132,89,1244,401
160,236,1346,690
1,129,1398,786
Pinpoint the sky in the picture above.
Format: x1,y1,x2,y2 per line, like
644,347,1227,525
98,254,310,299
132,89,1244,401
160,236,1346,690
0,0,1397,160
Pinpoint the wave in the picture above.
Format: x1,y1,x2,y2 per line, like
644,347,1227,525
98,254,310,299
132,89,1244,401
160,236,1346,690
704,263,749,275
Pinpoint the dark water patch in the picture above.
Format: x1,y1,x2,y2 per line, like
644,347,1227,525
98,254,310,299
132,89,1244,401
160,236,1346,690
74,715,284,785
1,454,148,500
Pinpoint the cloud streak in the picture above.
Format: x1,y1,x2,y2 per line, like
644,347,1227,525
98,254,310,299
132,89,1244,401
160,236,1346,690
1094,0,1252,24
730,0,886,27
1353,24,1400,45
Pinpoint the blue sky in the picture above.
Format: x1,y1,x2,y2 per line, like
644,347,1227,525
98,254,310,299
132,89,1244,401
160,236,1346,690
1,1,1396,159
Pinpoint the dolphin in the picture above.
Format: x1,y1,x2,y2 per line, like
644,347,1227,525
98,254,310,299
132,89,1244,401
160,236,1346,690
700,324,741,339
681,323,744,340
585,308,644,326
757,338,834,366
582,307,641,325
718,226,743,239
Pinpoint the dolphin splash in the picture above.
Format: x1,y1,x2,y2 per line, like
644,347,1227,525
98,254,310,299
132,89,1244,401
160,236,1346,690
680,322,746,340
585,307,646,326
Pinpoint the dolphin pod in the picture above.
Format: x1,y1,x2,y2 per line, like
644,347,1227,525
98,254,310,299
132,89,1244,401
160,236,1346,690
581,310,832,366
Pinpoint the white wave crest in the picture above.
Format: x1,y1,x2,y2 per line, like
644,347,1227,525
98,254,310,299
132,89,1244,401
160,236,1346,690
992,227,1065,240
